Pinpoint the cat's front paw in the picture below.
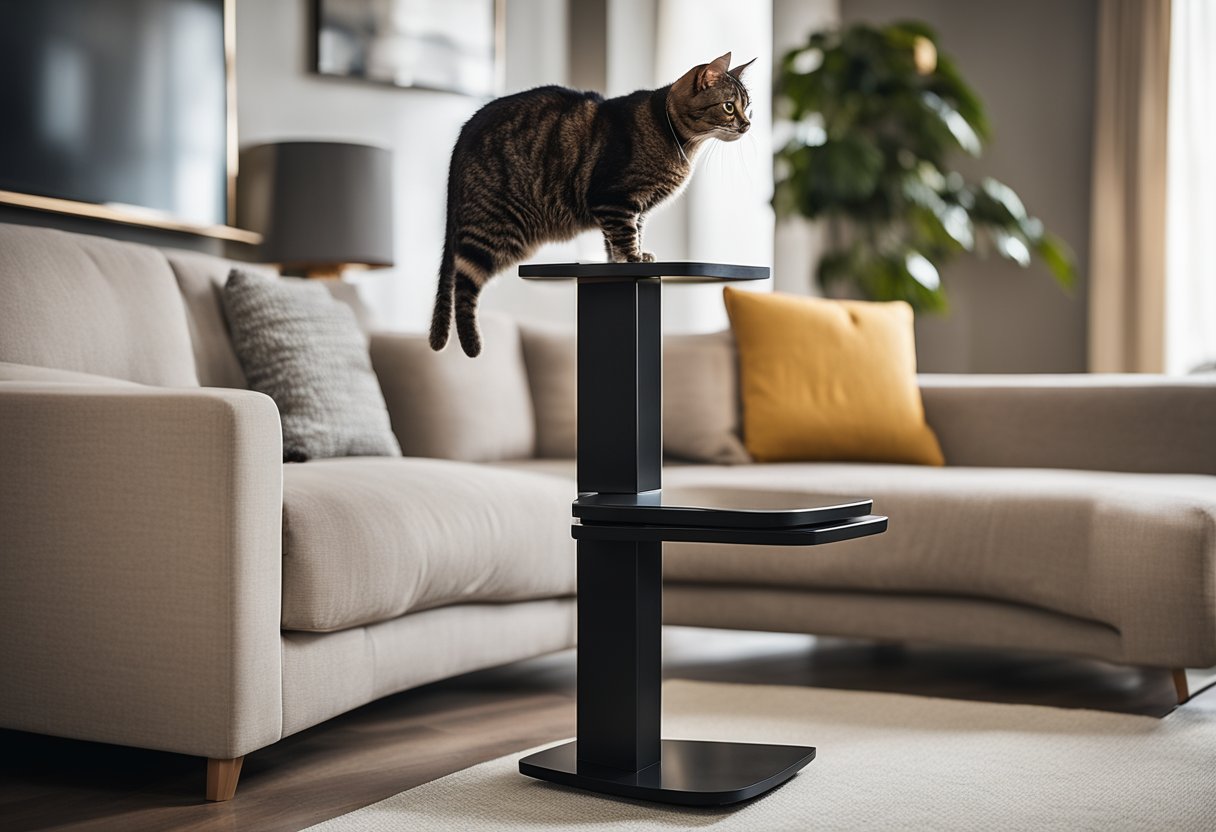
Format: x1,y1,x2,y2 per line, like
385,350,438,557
640,251,656,263
624,252,656,263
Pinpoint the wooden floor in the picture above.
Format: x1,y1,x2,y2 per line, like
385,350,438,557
2,627,1213,832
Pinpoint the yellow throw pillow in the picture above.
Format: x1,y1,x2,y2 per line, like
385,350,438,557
723,287,944,466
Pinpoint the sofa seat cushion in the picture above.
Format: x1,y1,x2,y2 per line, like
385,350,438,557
660,463,1216,634
281,457,577,632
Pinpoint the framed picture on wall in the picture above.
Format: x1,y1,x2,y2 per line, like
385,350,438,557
314,0,503,97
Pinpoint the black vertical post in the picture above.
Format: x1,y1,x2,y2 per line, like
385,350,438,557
575,277,664,771
576,540,662,770
577,279,662,495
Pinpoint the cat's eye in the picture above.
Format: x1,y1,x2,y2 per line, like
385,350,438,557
723,101,735,115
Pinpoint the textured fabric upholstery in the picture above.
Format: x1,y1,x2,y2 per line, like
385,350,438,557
370,315,537,462
0,381,284,759
491,458,1216,668
164,248,378,389
0,362,138,385
664,588,1129,662
223,269,400,462
281,599,576,736
0,225,199,385
659,463,1216,667
664,330,750,464
281,457,576,632
163,248,265,389
920,374,1216,475
519,323,579,459
517,326,750,463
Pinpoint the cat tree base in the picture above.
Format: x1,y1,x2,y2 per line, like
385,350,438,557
519,739,816,807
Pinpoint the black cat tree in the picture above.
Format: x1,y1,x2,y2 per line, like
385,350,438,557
516,261,888,806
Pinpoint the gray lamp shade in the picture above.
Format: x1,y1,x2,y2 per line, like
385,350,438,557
238,141,394,270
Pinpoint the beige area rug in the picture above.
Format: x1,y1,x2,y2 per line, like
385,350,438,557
305,680,1216,831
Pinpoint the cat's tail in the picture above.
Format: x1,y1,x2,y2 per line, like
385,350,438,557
428,234,456,351
430,220,490,357
430,150,462,352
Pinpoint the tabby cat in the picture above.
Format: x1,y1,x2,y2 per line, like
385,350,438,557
430,51,754,357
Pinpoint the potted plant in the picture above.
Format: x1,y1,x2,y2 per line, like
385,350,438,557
773,21,1075,311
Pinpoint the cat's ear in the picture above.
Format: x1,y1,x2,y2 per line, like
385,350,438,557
696,52,732,91
728,57,756,81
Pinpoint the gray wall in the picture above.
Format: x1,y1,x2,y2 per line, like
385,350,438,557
843,0,1097,373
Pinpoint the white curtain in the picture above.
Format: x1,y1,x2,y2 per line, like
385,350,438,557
1088,0,1172,373
1165,0,1216,373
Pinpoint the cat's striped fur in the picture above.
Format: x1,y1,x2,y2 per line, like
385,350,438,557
430,52,754,356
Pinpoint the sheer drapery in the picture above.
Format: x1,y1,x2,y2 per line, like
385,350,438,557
1165,0,1216,374
1088,0,1172,373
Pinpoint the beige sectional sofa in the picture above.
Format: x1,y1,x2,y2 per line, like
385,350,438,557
2,223,1214,801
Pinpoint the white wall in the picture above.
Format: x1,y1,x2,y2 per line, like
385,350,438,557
236,0,568,332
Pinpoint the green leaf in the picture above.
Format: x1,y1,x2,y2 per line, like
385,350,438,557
1034,233,1078,290
980,178,1027,220
922,91,981,155
928,55,990,141
817,244,949,313
991,228,1031,266
780,137,884,218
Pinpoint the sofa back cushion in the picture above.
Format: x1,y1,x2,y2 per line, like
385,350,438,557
0,224,199,385
0,362,142,385
518,325,750,464
163,248,378,389
519,323,579,459
663,330,751,464
163,248,260,389
370,314,536,461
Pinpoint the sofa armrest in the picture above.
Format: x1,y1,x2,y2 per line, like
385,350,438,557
920,374,1216,474
0,382,284,759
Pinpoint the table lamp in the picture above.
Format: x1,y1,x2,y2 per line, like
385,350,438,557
238,141,393,279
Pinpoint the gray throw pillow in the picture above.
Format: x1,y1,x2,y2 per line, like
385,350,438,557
222,268,401,462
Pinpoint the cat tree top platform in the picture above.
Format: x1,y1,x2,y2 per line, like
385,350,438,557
519,261,769,282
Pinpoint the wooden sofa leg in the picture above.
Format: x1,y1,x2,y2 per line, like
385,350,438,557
206,756,244,802
1172,669,1190,705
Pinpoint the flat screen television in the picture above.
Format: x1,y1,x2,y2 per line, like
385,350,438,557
0,0,232,232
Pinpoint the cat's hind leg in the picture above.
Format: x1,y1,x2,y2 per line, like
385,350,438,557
452,225,527,357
